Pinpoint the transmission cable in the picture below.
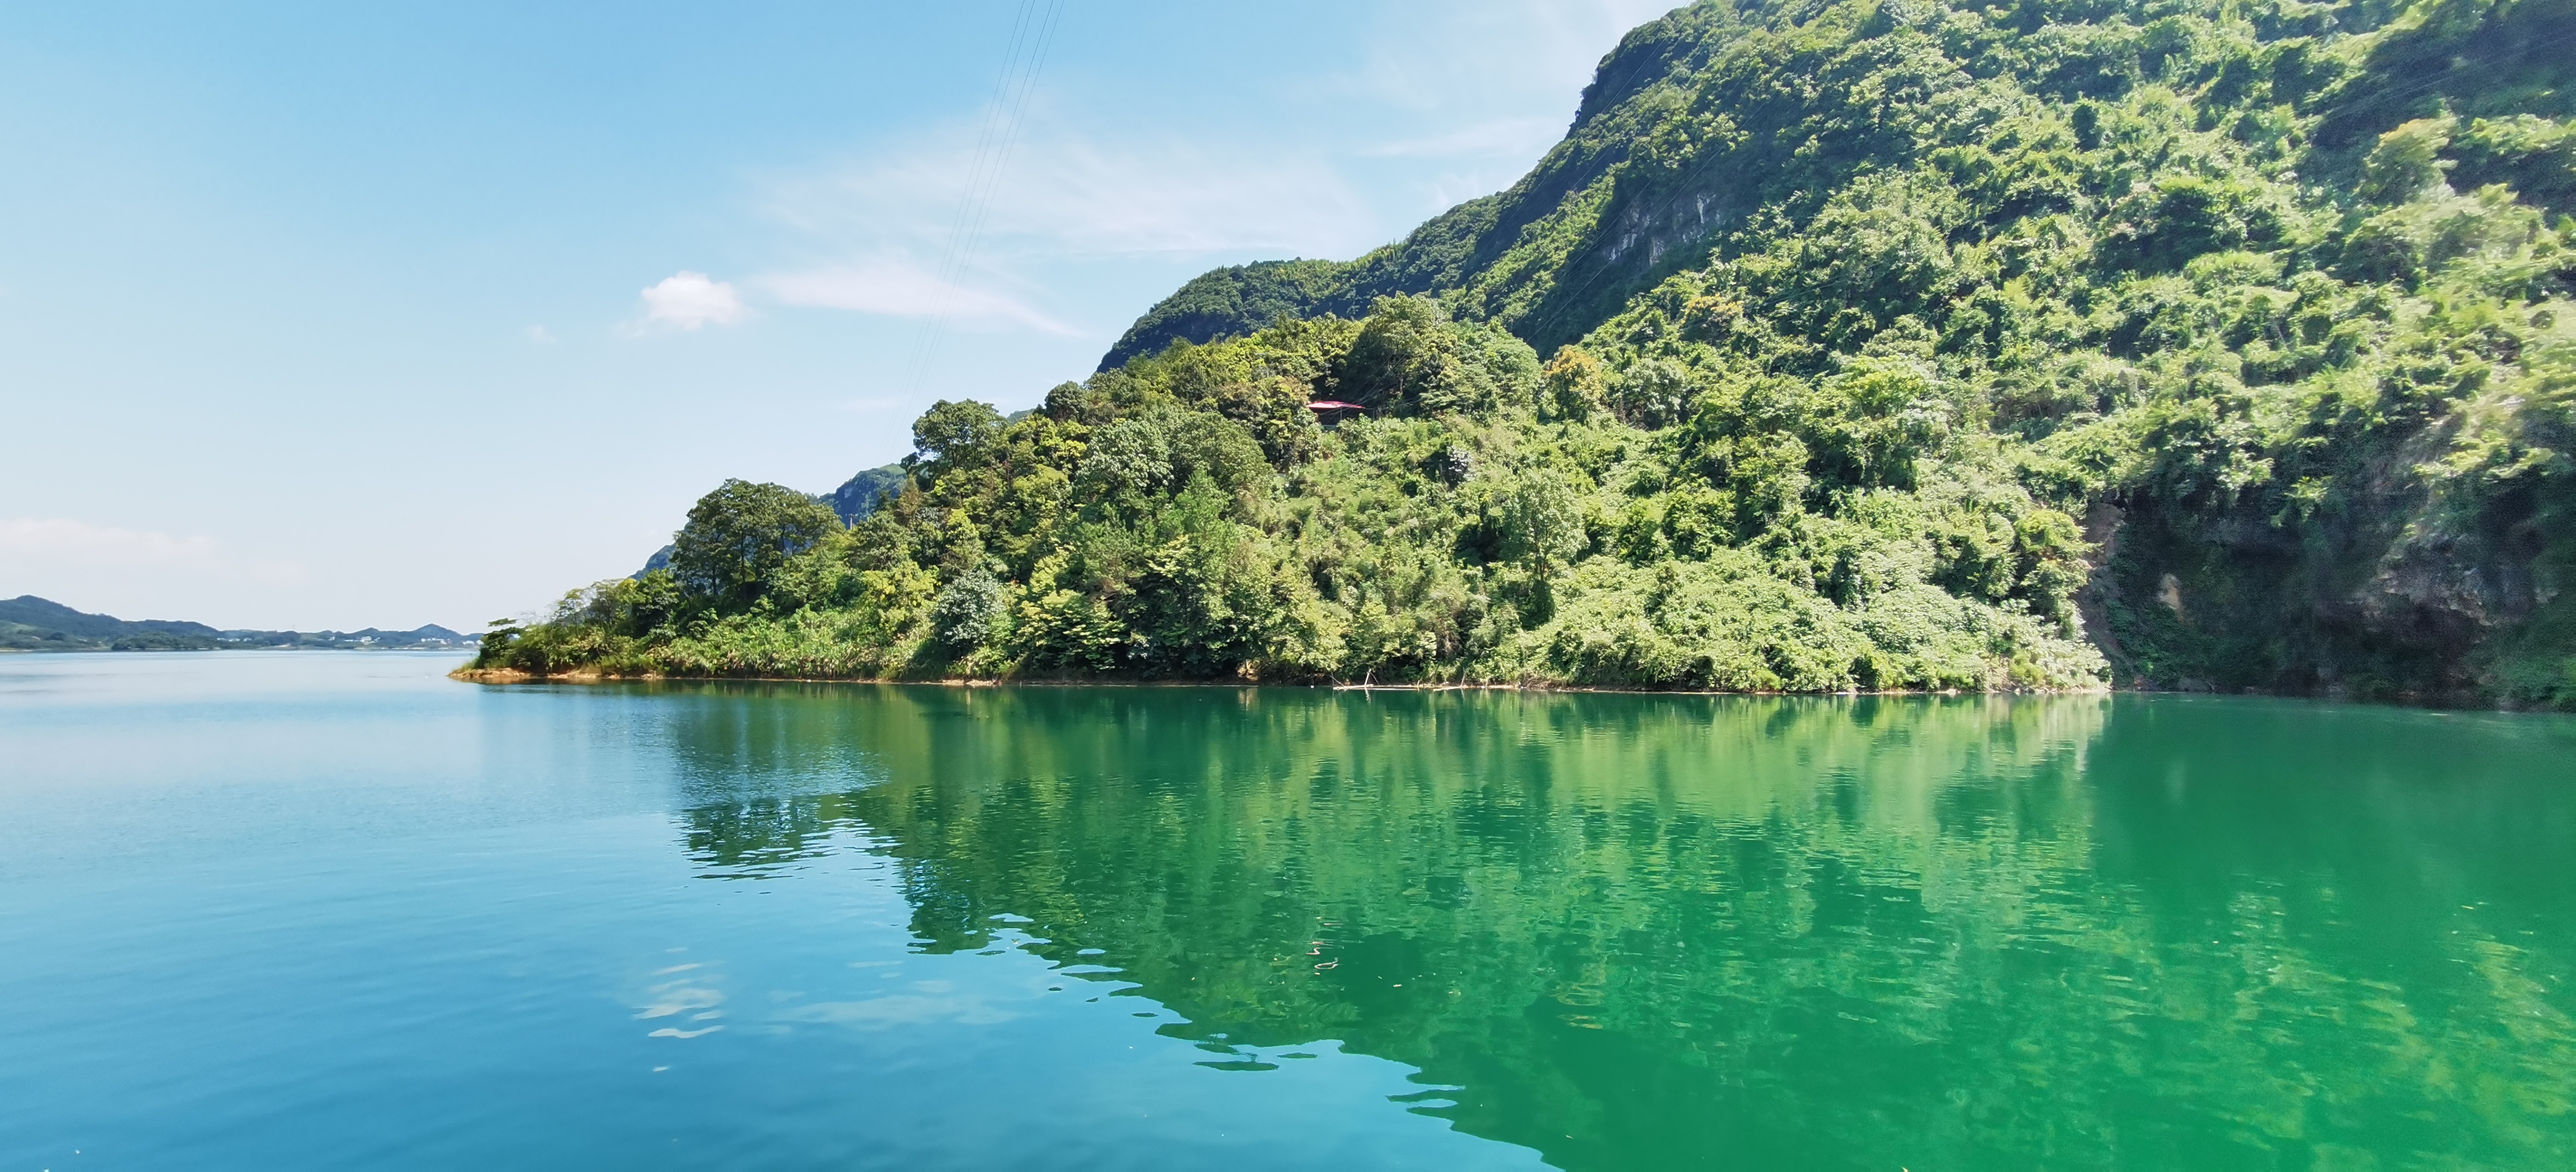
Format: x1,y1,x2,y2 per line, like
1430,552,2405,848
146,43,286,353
899,0,1071,400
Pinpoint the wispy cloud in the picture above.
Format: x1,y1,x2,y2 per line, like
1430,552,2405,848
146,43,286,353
1324,0,1683,211
666,2,1675,342
761,262,1073,335
1338,0,1682,119
525,324,557,343
749,110,1379,336
0,518,218,565
1360,116,1568,160
637,271,747,331
765,116,1377,258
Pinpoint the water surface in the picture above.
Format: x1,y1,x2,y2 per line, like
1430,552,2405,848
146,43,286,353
4,654,2572,1169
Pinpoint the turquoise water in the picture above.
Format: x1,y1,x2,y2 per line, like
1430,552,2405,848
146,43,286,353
3,653,2573,1170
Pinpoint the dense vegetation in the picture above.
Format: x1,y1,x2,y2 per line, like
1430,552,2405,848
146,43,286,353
479,0,2576,705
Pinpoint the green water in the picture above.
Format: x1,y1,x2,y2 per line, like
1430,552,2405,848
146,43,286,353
4,654,2573,1169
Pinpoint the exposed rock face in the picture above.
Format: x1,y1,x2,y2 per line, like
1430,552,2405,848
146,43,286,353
827,465,906,524
2089,462,2564,705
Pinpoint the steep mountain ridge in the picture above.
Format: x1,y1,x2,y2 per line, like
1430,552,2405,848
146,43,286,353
1095,0,2576,703
1104,2,1756,368
1118,0,2573,369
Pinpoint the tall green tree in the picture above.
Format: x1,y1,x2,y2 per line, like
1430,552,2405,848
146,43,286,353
670,480,844,612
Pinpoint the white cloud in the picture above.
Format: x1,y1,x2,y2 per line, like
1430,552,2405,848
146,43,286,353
679,2,1678,351
1360,116,1568,160
525,324,557,343
0,518,218,565
637,271,747,331
762,262,1074,335
750,112,1379,336
764,116,1377,259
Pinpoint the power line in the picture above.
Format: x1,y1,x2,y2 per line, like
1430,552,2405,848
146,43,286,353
900,0,1071,401
896,0,1043,396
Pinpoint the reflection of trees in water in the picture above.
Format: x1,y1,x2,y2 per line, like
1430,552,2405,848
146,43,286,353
661,687,2576,1169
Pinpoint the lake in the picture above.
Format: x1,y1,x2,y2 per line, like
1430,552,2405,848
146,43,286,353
3,653,2572,1169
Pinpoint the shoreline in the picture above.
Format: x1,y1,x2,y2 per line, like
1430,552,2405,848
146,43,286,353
447,664,2106,697
446,666,2532,709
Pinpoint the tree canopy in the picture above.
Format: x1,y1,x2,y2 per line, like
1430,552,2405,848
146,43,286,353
669,479,844,612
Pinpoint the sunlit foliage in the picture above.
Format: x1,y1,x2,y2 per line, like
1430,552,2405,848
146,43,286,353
480,0,2576,703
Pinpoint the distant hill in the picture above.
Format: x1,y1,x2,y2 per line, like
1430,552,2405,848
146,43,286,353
0,596,220,649
1098,260,1345,371
828,463,908,523
0,596,471,653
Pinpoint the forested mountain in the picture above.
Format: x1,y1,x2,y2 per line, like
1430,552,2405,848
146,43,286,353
0,596,225,651
0,596,470,652
479,0,2576,706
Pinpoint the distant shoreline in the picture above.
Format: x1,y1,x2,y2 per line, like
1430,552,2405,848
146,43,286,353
8,645,472,655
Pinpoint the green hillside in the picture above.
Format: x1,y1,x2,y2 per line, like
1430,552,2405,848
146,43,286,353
477,0,2576,706
0,595,472,653
0,595,224,651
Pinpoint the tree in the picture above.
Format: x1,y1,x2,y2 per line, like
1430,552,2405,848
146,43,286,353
907,400,1005,491
930,569,1005,655
670,480,844,611
1341,295,1464,413
1610,357,1700,429
479,618,523,660
1542,346,1607,421
1501,467,1587,570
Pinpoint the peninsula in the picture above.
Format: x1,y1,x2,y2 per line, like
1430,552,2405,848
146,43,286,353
470,0,2576,707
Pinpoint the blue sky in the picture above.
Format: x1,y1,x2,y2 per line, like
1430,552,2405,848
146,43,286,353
0,1,1676,631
